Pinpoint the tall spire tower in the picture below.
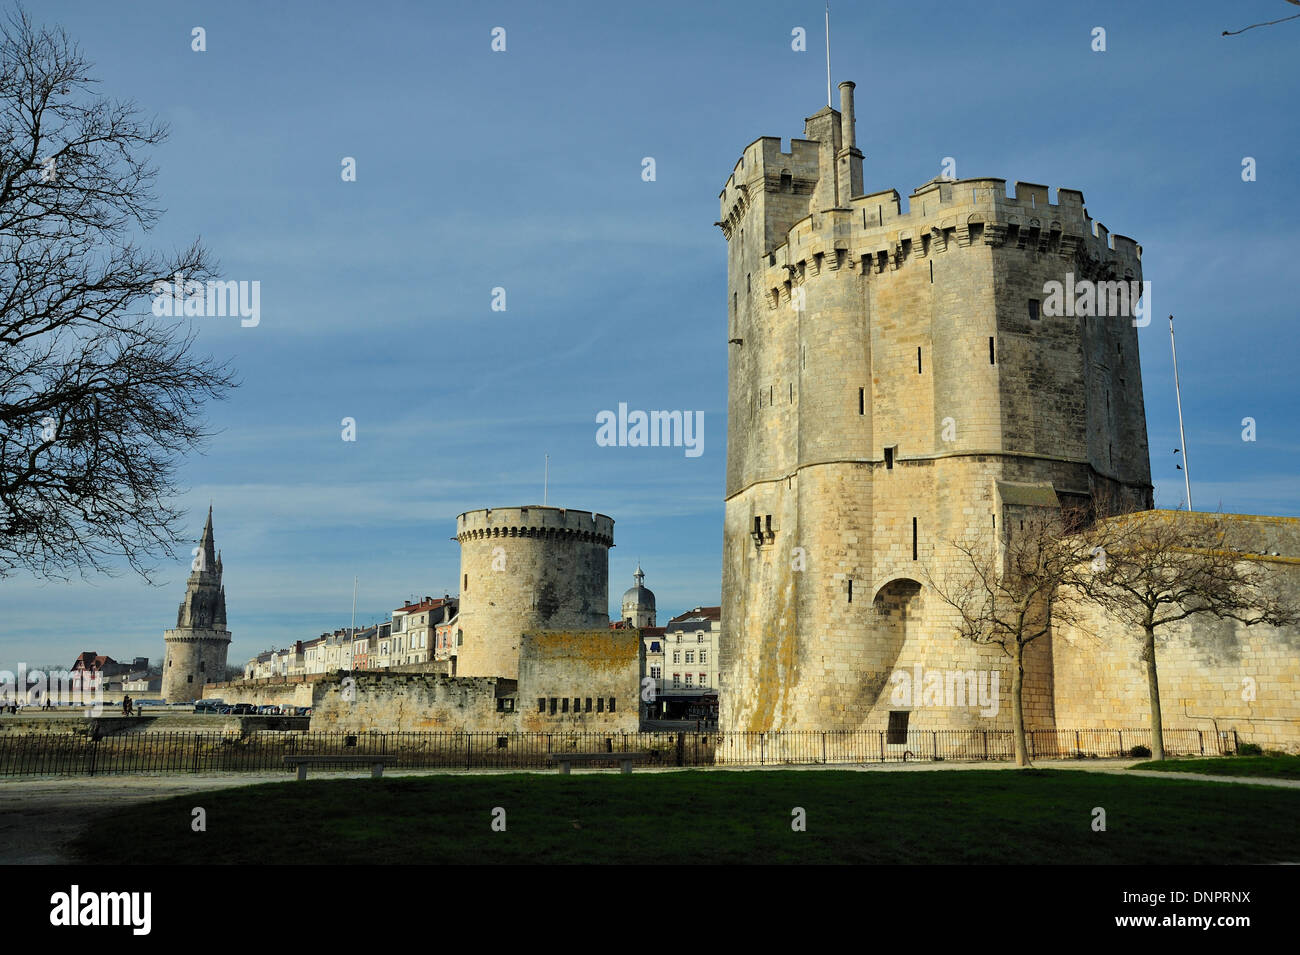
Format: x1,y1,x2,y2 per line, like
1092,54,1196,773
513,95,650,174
162,506,232,702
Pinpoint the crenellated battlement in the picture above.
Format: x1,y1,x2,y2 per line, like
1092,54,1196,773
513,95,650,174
457,506,614,546
754,177,1141,309
717,135,826,240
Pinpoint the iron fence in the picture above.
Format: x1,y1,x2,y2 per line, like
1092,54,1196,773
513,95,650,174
0,726,1236,777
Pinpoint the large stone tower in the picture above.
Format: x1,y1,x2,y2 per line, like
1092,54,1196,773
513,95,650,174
162,507,231,702
716,82,1152,734
455,506,614,679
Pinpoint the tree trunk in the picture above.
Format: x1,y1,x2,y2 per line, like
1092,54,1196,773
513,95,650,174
1141,623,1164,760
1012,639,1029,767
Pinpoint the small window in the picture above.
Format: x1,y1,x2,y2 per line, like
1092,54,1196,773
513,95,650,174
1028,299,1040,321
538,698,546,713
887,711,910,744
597,698,604,712
549,697,557,715
848,579,853,603
562,698,569,713
989,337,995,364
884,447,894,470
858,387,865,415
917,347,923,374
187,675,193,683
585,698,592,712
573,697,581,713
463,573,468,591
912,517,918,560
609,698,616,713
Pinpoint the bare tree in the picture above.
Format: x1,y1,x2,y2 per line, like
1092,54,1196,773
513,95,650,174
0,8,235,580
1076,510,1299,760
1223,0,1300,36
926,505,1099,767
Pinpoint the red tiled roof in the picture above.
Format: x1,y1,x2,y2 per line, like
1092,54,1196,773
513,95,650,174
393,597,453,614
668,606,721,624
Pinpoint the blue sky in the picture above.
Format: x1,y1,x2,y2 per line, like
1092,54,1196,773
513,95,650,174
3,0,1298,668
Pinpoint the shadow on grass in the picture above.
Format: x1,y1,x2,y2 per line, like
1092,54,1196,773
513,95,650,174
69,769,1300,865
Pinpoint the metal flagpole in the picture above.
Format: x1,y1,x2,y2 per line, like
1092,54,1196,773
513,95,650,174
1169,315,1193,510
544,454,549,506
350,575,357,635
825,2,832,107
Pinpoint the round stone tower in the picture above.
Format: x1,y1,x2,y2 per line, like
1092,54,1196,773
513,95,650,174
162,507,232,702
621,564,656,627
455,506,615,679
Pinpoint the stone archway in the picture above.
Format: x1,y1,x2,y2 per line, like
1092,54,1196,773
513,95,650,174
868,578,924,703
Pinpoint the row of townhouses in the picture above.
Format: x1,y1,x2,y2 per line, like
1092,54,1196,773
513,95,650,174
244,596,460,679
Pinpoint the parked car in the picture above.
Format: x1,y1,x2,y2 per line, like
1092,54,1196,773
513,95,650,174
193,700,220,714
231,703,257,715
256,705,282,715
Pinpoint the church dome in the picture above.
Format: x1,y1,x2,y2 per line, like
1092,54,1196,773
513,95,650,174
622,564,656,611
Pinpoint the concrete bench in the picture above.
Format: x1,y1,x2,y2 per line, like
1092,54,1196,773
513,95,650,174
283,755,392,780
546,752,652,774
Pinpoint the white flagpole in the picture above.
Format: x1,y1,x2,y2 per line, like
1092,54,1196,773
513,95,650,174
350,575,358,635
544,453,549,506
825,2,832,107
1169,315,1193,511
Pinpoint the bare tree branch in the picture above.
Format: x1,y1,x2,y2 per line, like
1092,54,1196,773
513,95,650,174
0,7,237,581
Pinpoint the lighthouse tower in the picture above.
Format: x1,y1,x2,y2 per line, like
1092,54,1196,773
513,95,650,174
161,507,232,702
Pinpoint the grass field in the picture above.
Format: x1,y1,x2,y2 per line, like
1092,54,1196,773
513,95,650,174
1131,755,1300,780
68,768,1300,864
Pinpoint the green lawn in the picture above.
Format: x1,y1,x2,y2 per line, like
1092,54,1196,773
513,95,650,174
1130,754,1300,781
69,768,1300,865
